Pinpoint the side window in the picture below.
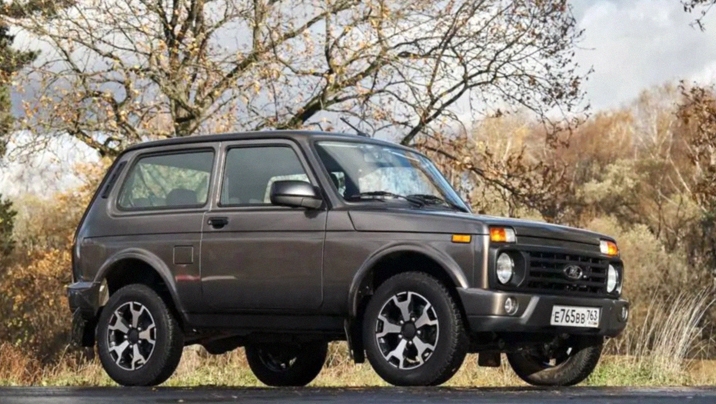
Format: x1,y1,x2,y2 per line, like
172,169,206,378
221,146,309,206
118,151,214,210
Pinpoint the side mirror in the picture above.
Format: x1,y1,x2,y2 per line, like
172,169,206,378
270,180,323,209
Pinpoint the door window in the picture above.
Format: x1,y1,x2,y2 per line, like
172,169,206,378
118,150,214,210
220,146,309,206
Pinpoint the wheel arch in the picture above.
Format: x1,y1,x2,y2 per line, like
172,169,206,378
347,244,469,318
344,243,470,363
94,249,186,325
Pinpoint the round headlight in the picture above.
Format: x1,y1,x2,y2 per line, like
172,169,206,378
607,265,618,293
496,253,514,284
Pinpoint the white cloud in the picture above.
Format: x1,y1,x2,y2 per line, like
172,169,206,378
575,0,716,110
691,59,716,84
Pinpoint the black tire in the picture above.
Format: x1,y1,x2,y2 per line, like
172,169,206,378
363,272,468,386
245,341,328,387
507,336,603,386
97,284,184,386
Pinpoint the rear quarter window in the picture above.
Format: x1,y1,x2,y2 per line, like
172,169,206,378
117,150,214,210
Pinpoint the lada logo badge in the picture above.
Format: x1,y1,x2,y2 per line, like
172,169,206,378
563,265,584,280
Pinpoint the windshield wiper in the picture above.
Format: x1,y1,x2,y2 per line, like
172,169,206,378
348,191,469,212
407,194,470,213
347,191,425,207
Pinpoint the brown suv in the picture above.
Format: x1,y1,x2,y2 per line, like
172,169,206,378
68,131,628,387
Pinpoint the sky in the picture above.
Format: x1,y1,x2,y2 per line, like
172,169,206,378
573,0,716,110
1,0,716,197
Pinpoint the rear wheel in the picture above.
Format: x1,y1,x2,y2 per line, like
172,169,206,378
245,341,328,386
507,336,603,386
97,284,184,386
363,272,468,386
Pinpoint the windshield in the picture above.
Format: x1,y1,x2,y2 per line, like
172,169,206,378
315,141,469,212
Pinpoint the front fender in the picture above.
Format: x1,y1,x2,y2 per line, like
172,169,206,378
346,242,470,318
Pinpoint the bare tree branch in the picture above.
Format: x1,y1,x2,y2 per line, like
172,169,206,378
11,0,586,158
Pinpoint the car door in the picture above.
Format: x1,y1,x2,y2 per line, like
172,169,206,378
200,139,326,312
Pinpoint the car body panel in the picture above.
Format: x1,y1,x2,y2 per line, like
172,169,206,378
200,208,326,312
198,138,327,312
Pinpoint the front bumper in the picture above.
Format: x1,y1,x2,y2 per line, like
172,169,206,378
457,288,628,338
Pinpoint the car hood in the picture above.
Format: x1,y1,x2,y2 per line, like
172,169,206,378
348,209,610,246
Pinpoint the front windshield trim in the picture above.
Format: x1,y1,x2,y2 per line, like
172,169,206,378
312,139,470,212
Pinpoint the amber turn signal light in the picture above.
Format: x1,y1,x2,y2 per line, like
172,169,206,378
451,234,472,243
490,227,516,243
600,240,619,256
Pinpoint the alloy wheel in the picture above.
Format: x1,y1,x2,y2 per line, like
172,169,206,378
106,301,157,371
374,291,439,370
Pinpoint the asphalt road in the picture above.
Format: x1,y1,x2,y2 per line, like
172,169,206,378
1,387,716,404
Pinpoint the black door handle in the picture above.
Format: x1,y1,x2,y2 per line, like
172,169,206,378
208,217,229,229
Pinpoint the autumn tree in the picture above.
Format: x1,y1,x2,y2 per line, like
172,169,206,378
0,20,32,157
675,86,716,344
417,118,576,222
677,86,716,213
9,0,586,158
1,2,40,155
0,0,72,156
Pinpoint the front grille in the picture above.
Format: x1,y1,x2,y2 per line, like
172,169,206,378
524,251,609,296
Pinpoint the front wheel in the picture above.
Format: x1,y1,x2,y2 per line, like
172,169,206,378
245,341,328,386
507,336,603,386
363,272,468,386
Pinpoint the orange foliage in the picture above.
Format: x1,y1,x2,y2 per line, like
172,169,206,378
0,162,106,362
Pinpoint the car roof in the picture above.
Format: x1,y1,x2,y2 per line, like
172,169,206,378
122,130,417,154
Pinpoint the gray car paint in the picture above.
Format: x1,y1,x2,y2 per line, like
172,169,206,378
200,139,325,312
70,130,627,344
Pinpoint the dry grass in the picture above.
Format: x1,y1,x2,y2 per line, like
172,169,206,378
1,343,713,388
3,349,714,388
0,343,42,384
0,343,525,387
605,288,715,384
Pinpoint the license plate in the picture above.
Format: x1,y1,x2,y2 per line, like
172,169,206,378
550,305,601,328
